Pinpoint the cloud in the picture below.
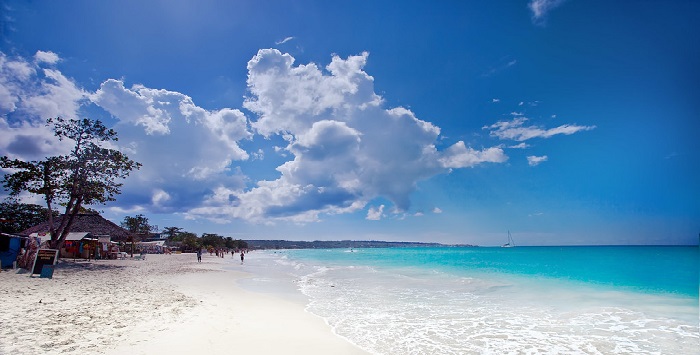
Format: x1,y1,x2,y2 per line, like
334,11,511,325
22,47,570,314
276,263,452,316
244,49,384,137
1,49,509,225
251,149,264,161
485,117,595,141
439,141,507,168
90,78,252,213
0,51,85,160
0,117,71,161
224,49,508,223
527,155,548,166
0,53,33,113
151,189,171,206
0,51,86,120
366,205,385,220
528,0,566,25
492,98,500,103
509,142,530,149
0,50,253,216
275,36,295,45
432,207,442,214
34,50,60,64
24,68,86,119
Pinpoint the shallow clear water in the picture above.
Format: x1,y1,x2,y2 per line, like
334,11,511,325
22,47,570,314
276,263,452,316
244,246,699,354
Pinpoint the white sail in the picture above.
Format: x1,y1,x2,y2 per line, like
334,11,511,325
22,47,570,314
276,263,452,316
502,231,515,248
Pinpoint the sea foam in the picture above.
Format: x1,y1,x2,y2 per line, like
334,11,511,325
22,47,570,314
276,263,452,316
251,247,698,354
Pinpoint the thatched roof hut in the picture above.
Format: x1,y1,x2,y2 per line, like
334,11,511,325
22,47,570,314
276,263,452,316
20,213,132,241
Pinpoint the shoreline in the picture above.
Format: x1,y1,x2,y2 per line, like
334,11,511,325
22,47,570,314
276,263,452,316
0,253,368,355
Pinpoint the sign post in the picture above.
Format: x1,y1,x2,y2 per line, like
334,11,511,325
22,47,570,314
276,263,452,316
31,249,59,278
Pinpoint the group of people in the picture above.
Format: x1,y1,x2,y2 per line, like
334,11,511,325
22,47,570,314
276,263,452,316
196,248,246,264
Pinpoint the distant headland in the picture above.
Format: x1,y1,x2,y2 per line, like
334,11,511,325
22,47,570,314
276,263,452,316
244,240,476,249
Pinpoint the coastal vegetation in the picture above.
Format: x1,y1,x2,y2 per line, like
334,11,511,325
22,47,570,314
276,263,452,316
0,199,58,233
120,214,159,237
0,117,141,249
158,228,248,252
245,240,460,249
118,216,248,252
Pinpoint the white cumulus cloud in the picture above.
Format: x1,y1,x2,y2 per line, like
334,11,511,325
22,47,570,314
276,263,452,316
0,51,86,120
366,205,385,221
34,50,60,64
206,49,509,223
0,51,85,160
91,78,252,214
439,142,507,168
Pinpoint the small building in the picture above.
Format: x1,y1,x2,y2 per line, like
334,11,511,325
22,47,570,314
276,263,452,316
136,240,166,254
50,232,116,259
20,213,133,259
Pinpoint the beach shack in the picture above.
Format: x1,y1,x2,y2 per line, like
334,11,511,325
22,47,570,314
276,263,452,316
20,213,133,259
56,232,114,259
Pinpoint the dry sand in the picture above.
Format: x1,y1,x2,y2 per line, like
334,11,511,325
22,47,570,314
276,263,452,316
0,253,368,355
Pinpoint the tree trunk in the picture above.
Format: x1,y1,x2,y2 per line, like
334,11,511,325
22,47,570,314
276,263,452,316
50,196,83,253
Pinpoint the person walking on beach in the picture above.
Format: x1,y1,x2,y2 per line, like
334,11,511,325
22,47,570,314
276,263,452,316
240,251,244,264
197,248,202,263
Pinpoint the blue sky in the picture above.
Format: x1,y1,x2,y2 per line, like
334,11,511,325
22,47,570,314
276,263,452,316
0,0,698,245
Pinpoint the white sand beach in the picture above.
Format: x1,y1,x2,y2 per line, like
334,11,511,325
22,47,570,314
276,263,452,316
0,253,368,355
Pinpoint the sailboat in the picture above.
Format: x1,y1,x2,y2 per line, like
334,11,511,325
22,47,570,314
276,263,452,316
501,230,515,248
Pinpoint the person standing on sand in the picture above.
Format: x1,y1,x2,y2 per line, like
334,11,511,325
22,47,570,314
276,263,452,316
240,251,244,264
197,248,202,263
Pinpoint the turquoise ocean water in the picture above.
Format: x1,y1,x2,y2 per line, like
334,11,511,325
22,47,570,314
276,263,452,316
246,246,699,354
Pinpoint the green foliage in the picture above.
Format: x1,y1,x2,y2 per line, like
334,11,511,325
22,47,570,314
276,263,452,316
77,206,101,214
121,214,156,235
225,237,248,249
0,117,141,248
117,215,253,252
48,117,141,207
198,233,247,250
180,232,199,250
0,156,68,214
0,199,59,233
162,226,183,241
200,233,224,248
